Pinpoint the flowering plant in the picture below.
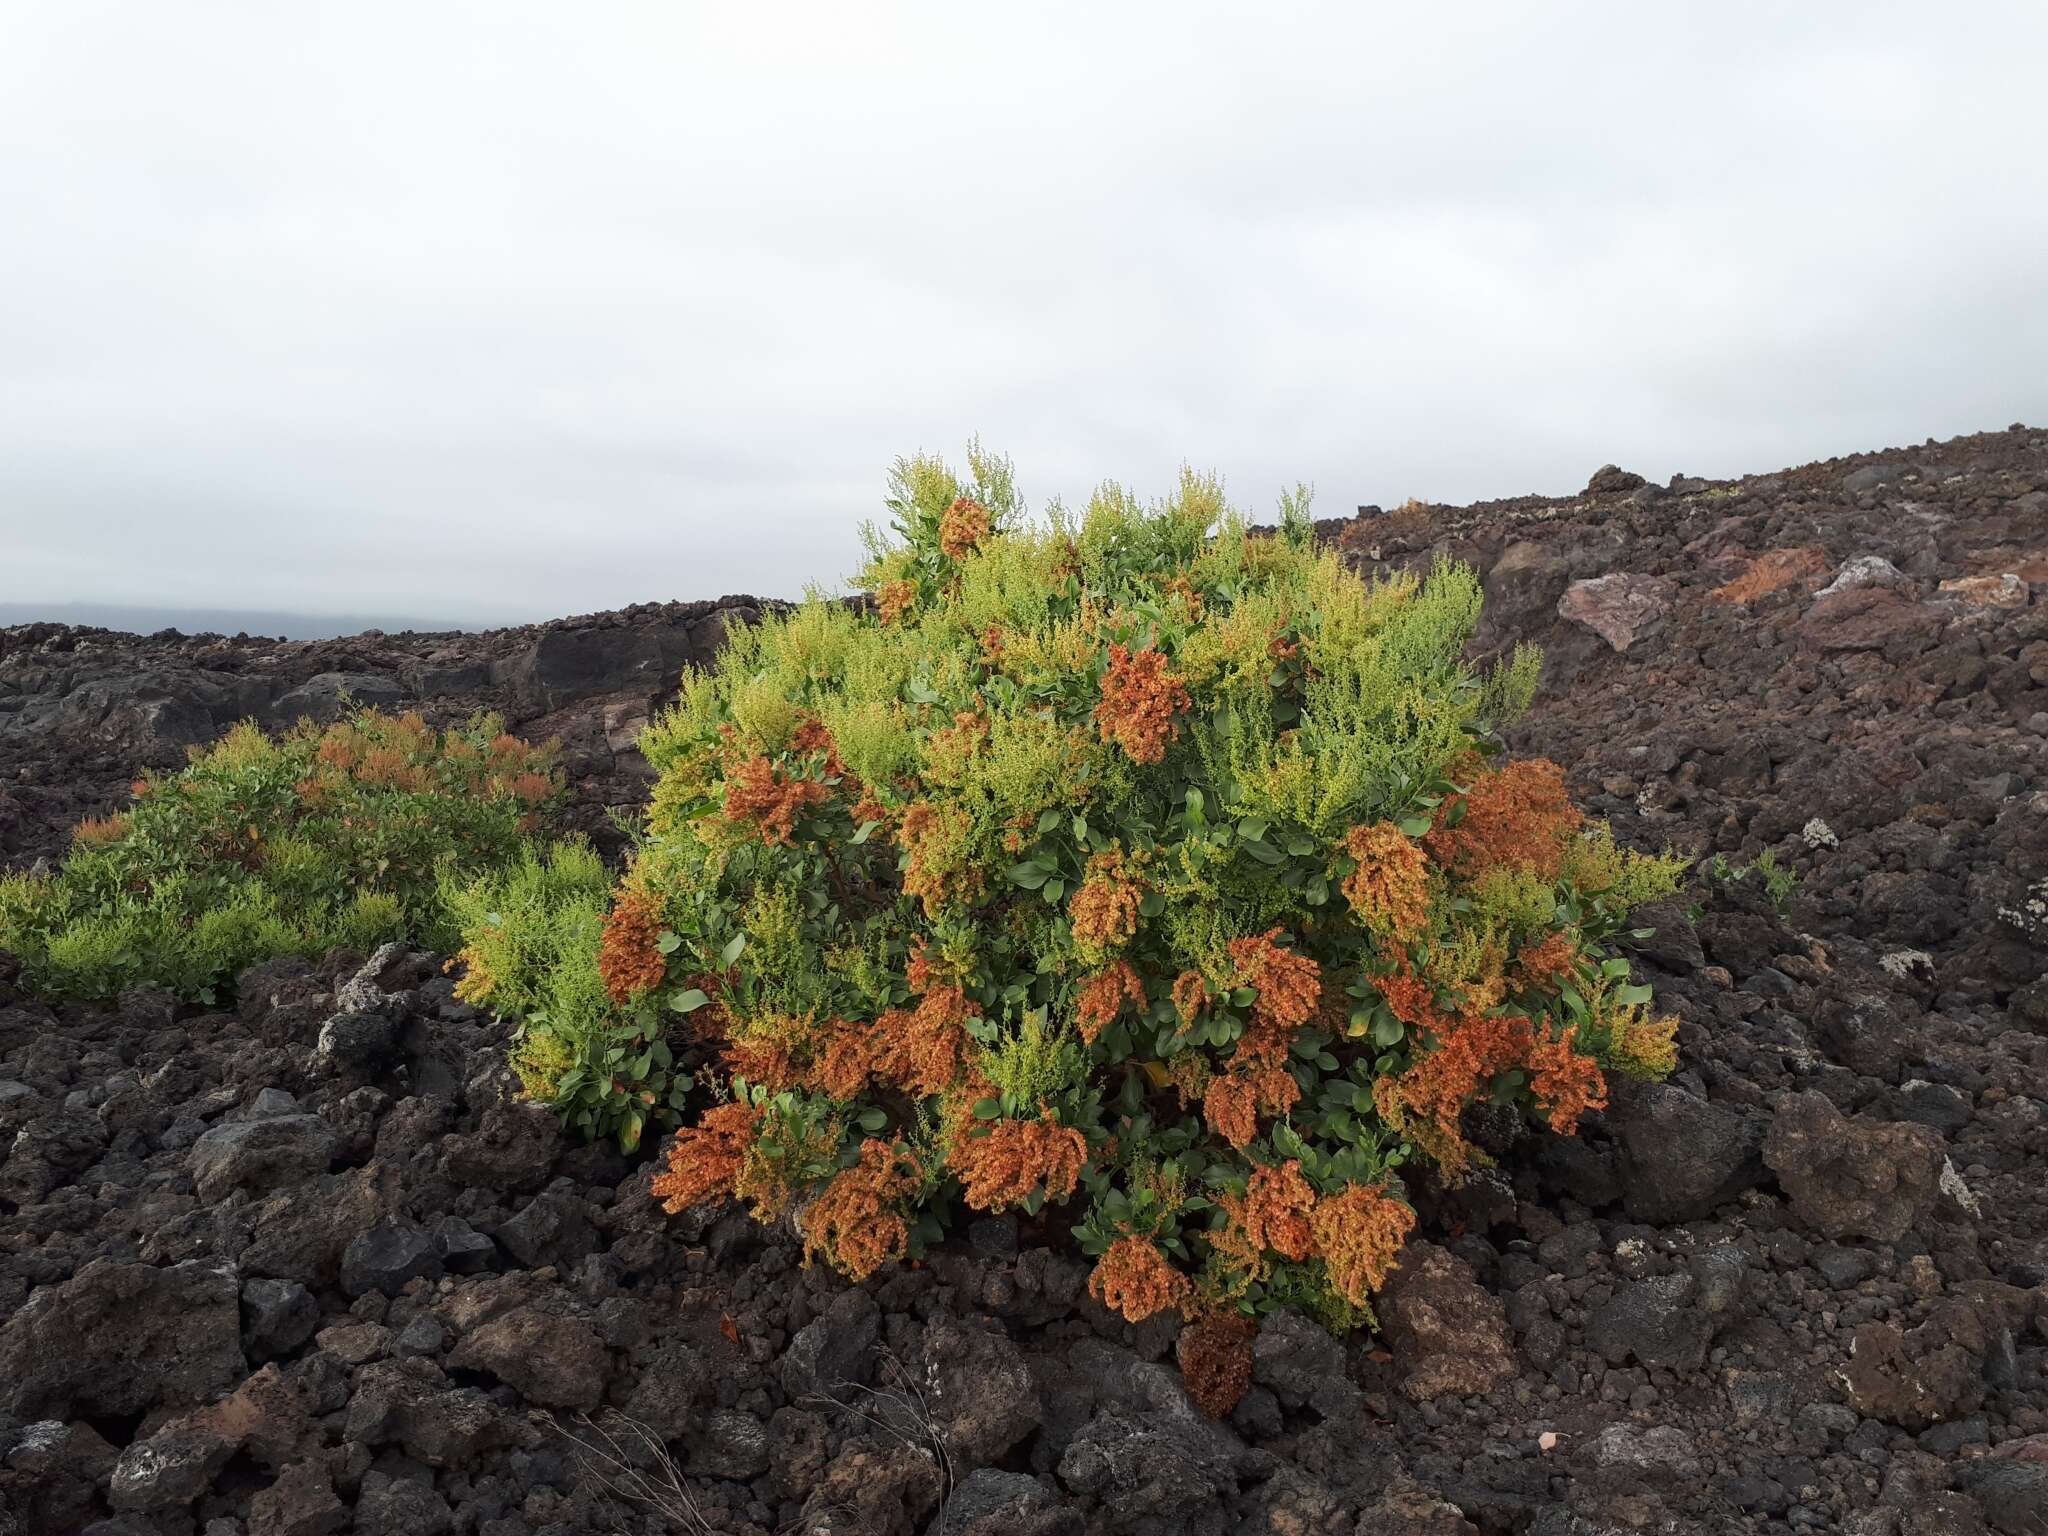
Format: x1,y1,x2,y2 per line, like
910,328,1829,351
486,447,1684,1327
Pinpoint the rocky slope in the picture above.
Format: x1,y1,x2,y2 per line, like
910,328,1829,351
0,595,781,871
2,424,2045,1536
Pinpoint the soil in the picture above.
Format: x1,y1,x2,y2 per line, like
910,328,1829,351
3,423,2045,1536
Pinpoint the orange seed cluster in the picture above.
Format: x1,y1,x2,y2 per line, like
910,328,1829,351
1094,644,1191,766
598,891,668,1006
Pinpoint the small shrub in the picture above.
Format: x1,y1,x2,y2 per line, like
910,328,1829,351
1702,848,1797,914
441,839,689,1151
471,447,1686,1328
0,709,560,1003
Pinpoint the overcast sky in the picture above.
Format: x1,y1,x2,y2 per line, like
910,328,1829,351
3,2,2045,627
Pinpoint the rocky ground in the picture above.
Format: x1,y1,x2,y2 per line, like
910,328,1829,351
3,424,2047,1535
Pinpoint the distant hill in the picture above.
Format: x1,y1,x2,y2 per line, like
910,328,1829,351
0,601,496,640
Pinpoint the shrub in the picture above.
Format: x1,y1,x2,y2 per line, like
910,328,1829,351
440,839,689,1150
475,447,1687,1328
0,709,560,1003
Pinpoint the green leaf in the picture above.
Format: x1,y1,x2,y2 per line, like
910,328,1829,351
1398,815,1432,837
656,931,682,955
850,819,882,845
973,1097,1002,1120
1139,890,1165,918
857,1107,888,1132
1372,1014,1405,1048
1238,816,1270,842
1008,861,1051,890
1614,982,1655,1007
670,988,710,1013
1241,838,1285,865
1041,878,1066,904
720,933,748,967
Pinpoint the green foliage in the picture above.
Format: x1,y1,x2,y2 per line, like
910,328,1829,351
1702,847,1796,914
0,710,560,1003
484,448,1685,1327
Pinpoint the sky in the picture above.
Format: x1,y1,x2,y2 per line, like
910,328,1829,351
3,2,2045,629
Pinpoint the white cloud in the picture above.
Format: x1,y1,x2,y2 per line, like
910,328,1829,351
1,0,2043,623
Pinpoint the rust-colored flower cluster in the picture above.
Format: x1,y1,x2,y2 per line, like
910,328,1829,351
1341,822,1431,940
1076,960,1145,1044
71,814,130,849
1201,930,1321,1148
953,1111,1088,1211
1527,1025,1609,1133
650,1100,757,1212
598,890,668,1005
897,800,984,915
800,1138,923,1280
1070,850,1146,963
1515,932,1580,990
938,495,993,559
1426,758,1582,878
1210,1159,1416,1309
1088,1233,1189,1323
1094,644,1191,765
877,579,917,626
723,755,830,846
1310,1183,1417,1306
872,983,973,1097
1239,1159,1316,1260
1177,1313,1255,1418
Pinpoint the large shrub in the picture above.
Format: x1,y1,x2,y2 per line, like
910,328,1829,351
0,709,560,1003
476,449,1685,1328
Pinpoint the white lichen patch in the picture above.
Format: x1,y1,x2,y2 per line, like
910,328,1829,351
1878,949,1934,981
1939,1158,1982,1219
1997,877,2048,941
1801,817,1839,850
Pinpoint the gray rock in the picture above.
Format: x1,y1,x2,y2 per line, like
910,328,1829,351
492,1188,593,1270
447,1307,608,1411
394,1317,447,1357
241,1277,319,1361
1764,1091,1946,1241
1819,555,1908,596
1962,1458,2048,1536
782,1289,880,1399
190,1115,336,1202
353,1469,455,1536
1587,1247,1747,1372
928,1468,1079,1536
1250,1308,1350,1411
1842,463,1905,495
1813,1246,1878,1289
1056,1412,1241,1530
1588,1423,1700,1479
268,671,405,725
316,1007,402,1069
340,1224,444,1298
692,1408,770,1480
921,1317,1042,1466
0,1258,246,1419
108,1428,235,1511
430,1215,497,1275
1377,1242,1517,1401
1606,1078,1766,1223
344,1360,509,1468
